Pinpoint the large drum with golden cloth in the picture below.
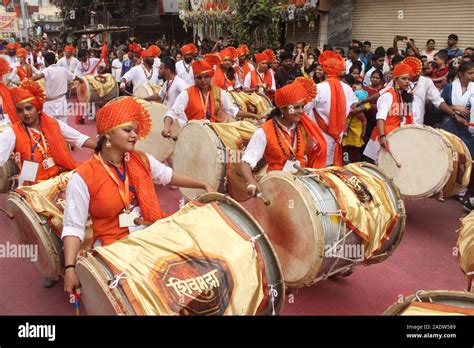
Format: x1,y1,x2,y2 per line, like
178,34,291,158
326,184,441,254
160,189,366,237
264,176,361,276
458,211,474,292
75,73,119,106
383,290,474,315
0,125,19,193
227,91,273,124
3,172,93,280
253,162,406,288
132,84,162,99
378,125,472,199
133,100,180,162
75,193,285,315
173,120,267,202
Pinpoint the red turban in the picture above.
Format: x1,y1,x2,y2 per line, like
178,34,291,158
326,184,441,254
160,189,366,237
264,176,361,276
393,63,413,78
148,45,161,58
16,48,27,59
219,47,236,61
402,56,423,76
192,60,215,77
64,45,75,54
318,51,345,78
180,43,198,56
275,77,317,108
10,80,45,110
235,44,250,57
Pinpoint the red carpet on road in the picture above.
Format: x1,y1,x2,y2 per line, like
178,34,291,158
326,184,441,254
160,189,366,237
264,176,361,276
0,116,469,315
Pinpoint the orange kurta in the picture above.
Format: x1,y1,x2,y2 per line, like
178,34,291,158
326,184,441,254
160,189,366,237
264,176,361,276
12,123,61,182
370,88,414,141
261,119,307,171
248,69,274,100
185,85,221,122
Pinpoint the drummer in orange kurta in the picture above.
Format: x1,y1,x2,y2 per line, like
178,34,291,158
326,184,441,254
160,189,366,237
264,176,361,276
240,77,328,197
212,47,240,91
162,58,261,136
62,97,215,295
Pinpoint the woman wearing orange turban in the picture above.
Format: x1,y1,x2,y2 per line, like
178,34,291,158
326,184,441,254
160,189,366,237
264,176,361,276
16,48,40,81
62,97,215,295
363,63,414,162
212,47,239,91
0,80,96,184
240,77,328,197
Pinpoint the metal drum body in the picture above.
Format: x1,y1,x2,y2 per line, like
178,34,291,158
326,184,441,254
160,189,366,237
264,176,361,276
76,73,119,107
75,193,285,316
253,163,405,288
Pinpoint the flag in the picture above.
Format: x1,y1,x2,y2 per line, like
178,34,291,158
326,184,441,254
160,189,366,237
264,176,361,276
3,0,8,8
13,3,20,17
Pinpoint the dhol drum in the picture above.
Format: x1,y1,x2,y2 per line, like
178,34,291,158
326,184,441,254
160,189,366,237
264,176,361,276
383,290,474,315
0,125,19,193
131,99,180,162
132,84,162,99
75,73,119,107
458,211,474,292
378,125,472,199
173,120,267,202
253,162,406,288
227,91,273,125
3,172,93,280
75,193,285,315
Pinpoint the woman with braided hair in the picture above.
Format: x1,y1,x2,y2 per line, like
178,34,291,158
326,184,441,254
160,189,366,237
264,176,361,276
240,77,327,197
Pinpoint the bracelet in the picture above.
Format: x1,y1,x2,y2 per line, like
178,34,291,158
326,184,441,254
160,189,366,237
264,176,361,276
63,264,75,275
246,184,257,190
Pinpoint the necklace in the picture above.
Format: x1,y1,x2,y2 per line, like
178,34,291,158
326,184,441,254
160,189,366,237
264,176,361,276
142,64,153,80
81,59,90,72
272,119,301,159
183,61,191,74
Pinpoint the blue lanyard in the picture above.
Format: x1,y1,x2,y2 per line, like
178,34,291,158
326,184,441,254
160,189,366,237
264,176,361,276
110,162,136,194
276,122,298,156
23,124,41,161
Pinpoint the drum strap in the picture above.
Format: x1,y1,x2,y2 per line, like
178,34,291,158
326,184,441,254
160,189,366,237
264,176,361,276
212,86,221,117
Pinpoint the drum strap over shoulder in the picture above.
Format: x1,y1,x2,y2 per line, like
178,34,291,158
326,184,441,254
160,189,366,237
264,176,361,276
212,86,221,117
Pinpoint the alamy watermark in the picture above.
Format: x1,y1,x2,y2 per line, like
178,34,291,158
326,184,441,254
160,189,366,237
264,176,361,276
324,243,364,261
0,242,38,262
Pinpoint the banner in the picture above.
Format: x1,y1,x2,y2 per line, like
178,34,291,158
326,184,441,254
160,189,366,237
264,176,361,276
0,12,17,32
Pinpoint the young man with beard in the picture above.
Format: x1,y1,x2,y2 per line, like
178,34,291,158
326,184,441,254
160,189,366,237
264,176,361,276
57,45,80,74
176,44,197,85
0,42,20,86
274,50,303,89
120,48,161,93
234,44,254,87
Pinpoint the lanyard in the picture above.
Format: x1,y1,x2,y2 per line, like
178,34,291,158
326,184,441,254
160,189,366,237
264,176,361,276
257,70,266,84
276,122,298,158
164,78,174,103
199,90,212,119
24,124,48,161
183,61,191,74
96,153,135,212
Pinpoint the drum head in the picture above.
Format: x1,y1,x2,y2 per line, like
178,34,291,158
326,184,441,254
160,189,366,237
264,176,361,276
378,125,453,199
173,121,224,200
5,193,62,280
252,172,321,287
133,85,161,99
135,101,179,162
76,254,134,315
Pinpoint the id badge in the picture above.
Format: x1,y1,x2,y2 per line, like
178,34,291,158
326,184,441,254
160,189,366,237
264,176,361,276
19,160,39,186
42,157,56,170
119,209,140,228
227,86,234,91
282,160,300,173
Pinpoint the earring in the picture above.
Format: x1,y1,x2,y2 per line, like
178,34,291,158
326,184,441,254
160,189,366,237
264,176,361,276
105,137,112,148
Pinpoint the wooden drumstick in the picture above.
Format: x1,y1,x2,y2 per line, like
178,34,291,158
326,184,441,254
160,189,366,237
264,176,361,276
385,146,401,168
257,193,270,206
0,207,14,219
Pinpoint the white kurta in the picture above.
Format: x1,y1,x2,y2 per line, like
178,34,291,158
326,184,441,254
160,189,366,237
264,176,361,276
73,58,105,77
158,75,189,108
243,70,276,94
0,120,90,166
57,57,80,74
176,60,194,85
305,81,358,165
122,64,161,92
165,88,239,126
61,153,173,244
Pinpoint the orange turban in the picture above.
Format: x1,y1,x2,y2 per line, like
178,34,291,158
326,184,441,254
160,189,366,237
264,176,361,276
235,44,250,57
392,63,413,78
275,77,317,108
96,97,152,140
64,45,75,54
180,43,198,56
10,80,45,110
402,56,423,76
255,49,277,64
318,51,345,78
219,47,235,61
192,59,215,77
148,45,161,58
141,48,154,59
6,42,20,51
0,57,18,123
16,48,27,59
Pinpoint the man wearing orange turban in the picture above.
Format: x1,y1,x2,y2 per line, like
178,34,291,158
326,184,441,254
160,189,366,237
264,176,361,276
120,48,160,93
177,43,198,84
15,47,40,81
243,50,276,99
363,63,415,161
240,77,328,196
305,51,359,166
212,47,240,91
0,42,20,86
0,80,96,185
57,45,80,74
234,44,255,85
61,96,214,295
162,58,260,132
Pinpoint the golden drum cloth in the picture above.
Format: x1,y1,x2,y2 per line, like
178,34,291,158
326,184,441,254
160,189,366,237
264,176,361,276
93,201,268,315
209,121,263,201
458,211,474,285
400,302,474,316
228,91,272,116
16,171,93,248
82,74,116,98
318,163,400,259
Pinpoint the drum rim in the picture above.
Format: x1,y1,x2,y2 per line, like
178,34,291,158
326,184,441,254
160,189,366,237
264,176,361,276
255,171,324,288
197,192,286,315
175,120,226,199
379,124,455,199
76,252,135,315
382,290,474,315
0,159,17,193
5,192,62,280
132,84,161,99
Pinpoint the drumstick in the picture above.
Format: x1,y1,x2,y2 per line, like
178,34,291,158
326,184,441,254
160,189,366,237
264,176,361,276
0,207,14,219
122,90,133,96
257,193,270,206
73,291,80,316
385,145,401,168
